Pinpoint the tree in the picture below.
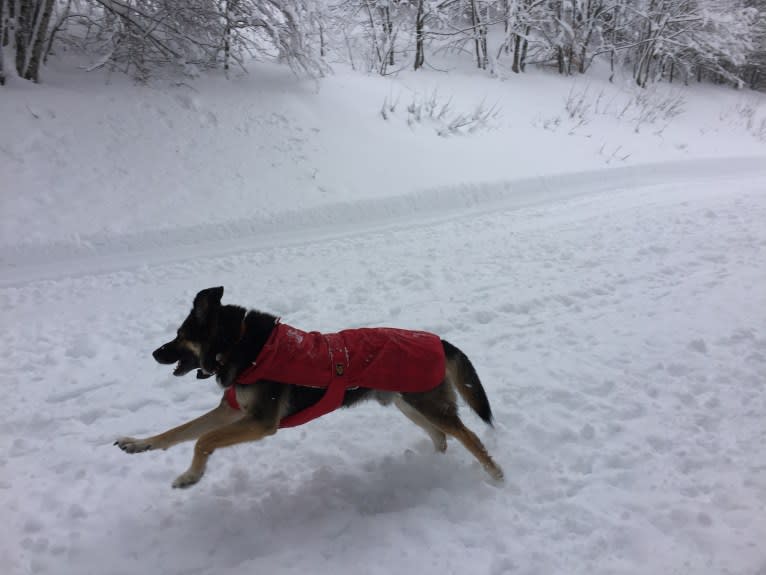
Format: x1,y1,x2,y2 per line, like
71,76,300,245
0,0,6,85
743,0,766,89
470,0,489,70
1,0,763,87
1,0,325,84
414,0,425,69
574,0,610,73
628,0,756,87
3,0,56,83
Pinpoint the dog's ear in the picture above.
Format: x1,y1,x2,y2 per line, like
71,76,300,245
193,286,224,322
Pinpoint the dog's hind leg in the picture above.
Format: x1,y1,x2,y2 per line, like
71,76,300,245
401,392,504,481
394,396,447,453
435,416,503,481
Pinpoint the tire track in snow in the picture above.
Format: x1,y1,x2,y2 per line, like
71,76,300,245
2,156,765,287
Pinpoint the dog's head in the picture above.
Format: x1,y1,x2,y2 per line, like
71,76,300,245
153,286,229,379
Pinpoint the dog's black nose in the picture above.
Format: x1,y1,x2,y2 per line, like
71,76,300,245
153,343,178,364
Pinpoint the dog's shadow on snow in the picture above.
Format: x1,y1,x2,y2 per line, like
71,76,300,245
169,447,496,563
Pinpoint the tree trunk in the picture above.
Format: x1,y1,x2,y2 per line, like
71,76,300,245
557,0,565,74
22,0,54,82
471,0,481,69
608,4,620,82
469,0,487,70
481,2,488,70
520,27,529,71
578,2,588,73
45,0,72,64
512,33,521,73
381,5,393,67
362,0,382,72
414,0,425,70
3,0,13,47
15,0,30,77
319,21,325,58
0,0,6,85
579,5,598,75
502,0,510,54
635,20,654,87
223,0,231,71
565,0,574,75
481,1,489,70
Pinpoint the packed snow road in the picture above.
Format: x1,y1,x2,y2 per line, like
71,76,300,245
1,157,765,287
1,170,765,575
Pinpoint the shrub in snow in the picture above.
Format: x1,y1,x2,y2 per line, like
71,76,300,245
720,97,766,141
380,91,499,137
543,83,687,137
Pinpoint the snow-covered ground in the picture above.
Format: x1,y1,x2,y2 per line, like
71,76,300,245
1,62,766,575
2,62,766,251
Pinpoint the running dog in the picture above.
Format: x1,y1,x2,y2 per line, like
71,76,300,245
115,287,503,488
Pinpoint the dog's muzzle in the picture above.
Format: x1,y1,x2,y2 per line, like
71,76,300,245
153,342,199,376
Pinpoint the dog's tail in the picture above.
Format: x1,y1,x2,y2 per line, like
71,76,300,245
441,339,493,426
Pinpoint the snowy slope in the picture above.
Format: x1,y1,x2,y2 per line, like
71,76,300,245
2,62,766,575
2,62,766,249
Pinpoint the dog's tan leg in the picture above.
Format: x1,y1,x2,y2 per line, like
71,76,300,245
437,419,504,481
115,399,244,453
172,416,278,489
394,396,447,452
402,392,503,481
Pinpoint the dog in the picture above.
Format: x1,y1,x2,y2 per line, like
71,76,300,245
115,287,503,488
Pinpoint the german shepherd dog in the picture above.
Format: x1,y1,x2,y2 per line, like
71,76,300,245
115,287,503,488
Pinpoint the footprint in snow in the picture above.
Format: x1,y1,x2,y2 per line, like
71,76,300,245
65,338,99,359
473,310,494,324
688,339,708,354
665,363,691,377
200,111,218,127
174,93,200,111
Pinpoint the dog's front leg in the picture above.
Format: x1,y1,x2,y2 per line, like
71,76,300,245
172,417,278,489
115,399,243,454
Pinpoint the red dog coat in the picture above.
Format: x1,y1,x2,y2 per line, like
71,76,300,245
224,322,446,428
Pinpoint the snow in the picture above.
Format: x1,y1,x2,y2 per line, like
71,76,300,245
1,62,766,575
2,62,766,250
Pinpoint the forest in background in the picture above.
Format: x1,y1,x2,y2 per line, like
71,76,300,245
1,0,765,90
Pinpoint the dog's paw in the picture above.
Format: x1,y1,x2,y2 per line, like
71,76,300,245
114,437,153,454
172,469,203,489
487,465,505,484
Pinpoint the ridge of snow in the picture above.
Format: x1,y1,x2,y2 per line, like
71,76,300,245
3,156,765,287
